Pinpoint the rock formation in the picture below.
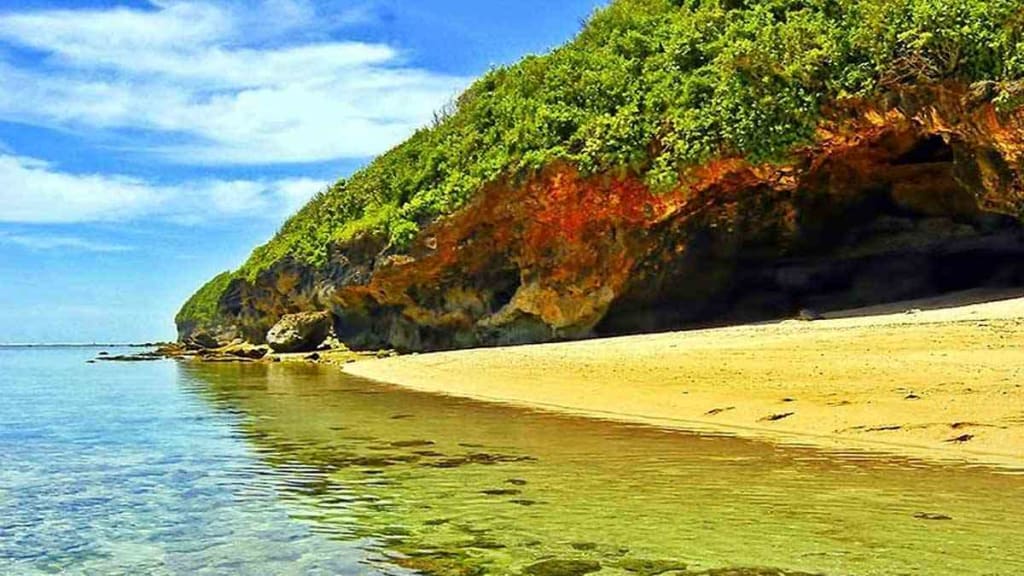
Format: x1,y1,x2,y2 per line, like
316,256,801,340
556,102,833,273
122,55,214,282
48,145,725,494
266,311,334,353
179,83,1024,352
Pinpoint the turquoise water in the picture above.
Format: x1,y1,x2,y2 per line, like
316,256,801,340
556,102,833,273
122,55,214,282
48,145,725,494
2,347,1024,575
0,347,407,575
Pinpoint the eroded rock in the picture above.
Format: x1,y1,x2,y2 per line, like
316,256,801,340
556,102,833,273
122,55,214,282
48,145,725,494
185,330,222,350
221,343,269,359
180,84,1024,353
266,311,334,353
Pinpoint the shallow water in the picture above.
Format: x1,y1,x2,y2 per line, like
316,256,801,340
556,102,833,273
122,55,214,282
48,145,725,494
0,347,407,576
2,348,1023,575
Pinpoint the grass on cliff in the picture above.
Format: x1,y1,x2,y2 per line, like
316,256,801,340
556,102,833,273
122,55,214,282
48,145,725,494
181,0,1024,323
176,271,233,328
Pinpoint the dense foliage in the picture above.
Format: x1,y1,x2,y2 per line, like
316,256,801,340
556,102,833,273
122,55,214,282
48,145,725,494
180,0,1024,322
176,271,234,328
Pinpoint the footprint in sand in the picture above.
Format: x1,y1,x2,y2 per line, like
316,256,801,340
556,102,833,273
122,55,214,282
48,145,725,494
865,425,903,432
760,412,795,422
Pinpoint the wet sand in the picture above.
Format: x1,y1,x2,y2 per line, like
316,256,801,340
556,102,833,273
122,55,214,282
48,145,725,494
344,289,1024,468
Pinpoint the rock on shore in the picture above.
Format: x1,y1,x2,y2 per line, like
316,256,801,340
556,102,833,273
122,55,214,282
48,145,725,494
266,311,333,353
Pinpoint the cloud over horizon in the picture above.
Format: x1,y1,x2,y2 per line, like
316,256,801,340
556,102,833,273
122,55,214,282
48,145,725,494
0,231,133,253
0,153,327,225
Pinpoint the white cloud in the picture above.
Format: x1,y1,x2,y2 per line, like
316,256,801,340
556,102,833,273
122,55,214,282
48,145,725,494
0,2,232,57
274,177,329,213
0,155,159,223
0,0,468,165
0,153,326,224
0,232,133,253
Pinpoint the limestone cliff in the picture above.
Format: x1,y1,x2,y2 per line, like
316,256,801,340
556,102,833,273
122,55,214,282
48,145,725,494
181,84,1024,352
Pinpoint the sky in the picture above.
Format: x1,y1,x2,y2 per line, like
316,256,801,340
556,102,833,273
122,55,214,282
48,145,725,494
0,0,607,344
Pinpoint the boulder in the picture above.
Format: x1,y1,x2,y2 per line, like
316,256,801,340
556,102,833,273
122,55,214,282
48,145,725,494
185,330,221,350
797,308,823,322
266,311,333,353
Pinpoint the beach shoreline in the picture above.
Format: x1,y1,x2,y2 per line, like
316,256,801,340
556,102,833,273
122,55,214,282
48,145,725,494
343,289,1024,469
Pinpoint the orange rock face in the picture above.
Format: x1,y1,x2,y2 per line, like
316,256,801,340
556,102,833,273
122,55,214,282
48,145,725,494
192,84,1024,351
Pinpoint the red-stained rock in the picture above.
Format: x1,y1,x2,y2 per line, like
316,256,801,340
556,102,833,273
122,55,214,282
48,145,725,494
189,83,1024,352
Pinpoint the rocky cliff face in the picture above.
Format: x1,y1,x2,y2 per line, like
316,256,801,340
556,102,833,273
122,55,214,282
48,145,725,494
181,84,1024,352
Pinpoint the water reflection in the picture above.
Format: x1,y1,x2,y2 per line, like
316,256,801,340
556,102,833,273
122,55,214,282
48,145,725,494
0,347,408,576
180,361,1024,576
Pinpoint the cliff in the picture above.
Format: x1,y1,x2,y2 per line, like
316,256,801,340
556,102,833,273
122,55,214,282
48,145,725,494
178,0,1024,352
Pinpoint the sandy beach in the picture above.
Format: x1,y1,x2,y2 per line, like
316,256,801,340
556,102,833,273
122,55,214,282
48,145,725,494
345,288,1024,468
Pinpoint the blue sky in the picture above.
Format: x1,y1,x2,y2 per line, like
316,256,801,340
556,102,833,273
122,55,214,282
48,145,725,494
0,0,607,344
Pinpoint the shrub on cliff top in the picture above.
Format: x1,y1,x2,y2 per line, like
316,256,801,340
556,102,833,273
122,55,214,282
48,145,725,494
176,271,233,328
179,0,1023,324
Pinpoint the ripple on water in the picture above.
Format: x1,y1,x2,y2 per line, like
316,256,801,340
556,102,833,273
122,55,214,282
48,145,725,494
3,351,1024,575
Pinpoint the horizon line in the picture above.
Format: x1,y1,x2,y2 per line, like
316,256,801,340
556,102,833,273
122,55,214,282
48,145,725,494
0,342,168,348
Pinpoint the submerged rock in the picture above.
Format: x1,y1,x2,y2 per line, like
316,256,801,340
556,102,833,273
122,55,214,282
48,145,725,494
700,568,823,576
266,311,333,353
480,488,521,496
463,538,507,550
423,452,537,469
95,353,163,362
523,559,601,576
616,559,689,575
390,440,436,448
914,512,954,521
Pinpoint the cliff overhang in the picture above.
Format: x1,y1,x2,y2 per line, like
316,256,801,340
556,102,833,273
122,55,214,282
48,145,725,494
181,83,1024,352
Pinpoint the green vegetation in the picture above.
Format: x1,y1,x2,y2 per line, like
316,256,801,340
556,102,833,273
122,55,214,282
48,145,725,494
176,271,233,328
180,0,1024,324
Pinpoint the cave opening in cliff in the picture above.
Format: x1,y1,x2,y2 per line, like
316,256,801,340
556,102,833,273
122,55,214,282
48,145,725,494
595,133,1024,337
893,134,956,165
491,270,521,312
